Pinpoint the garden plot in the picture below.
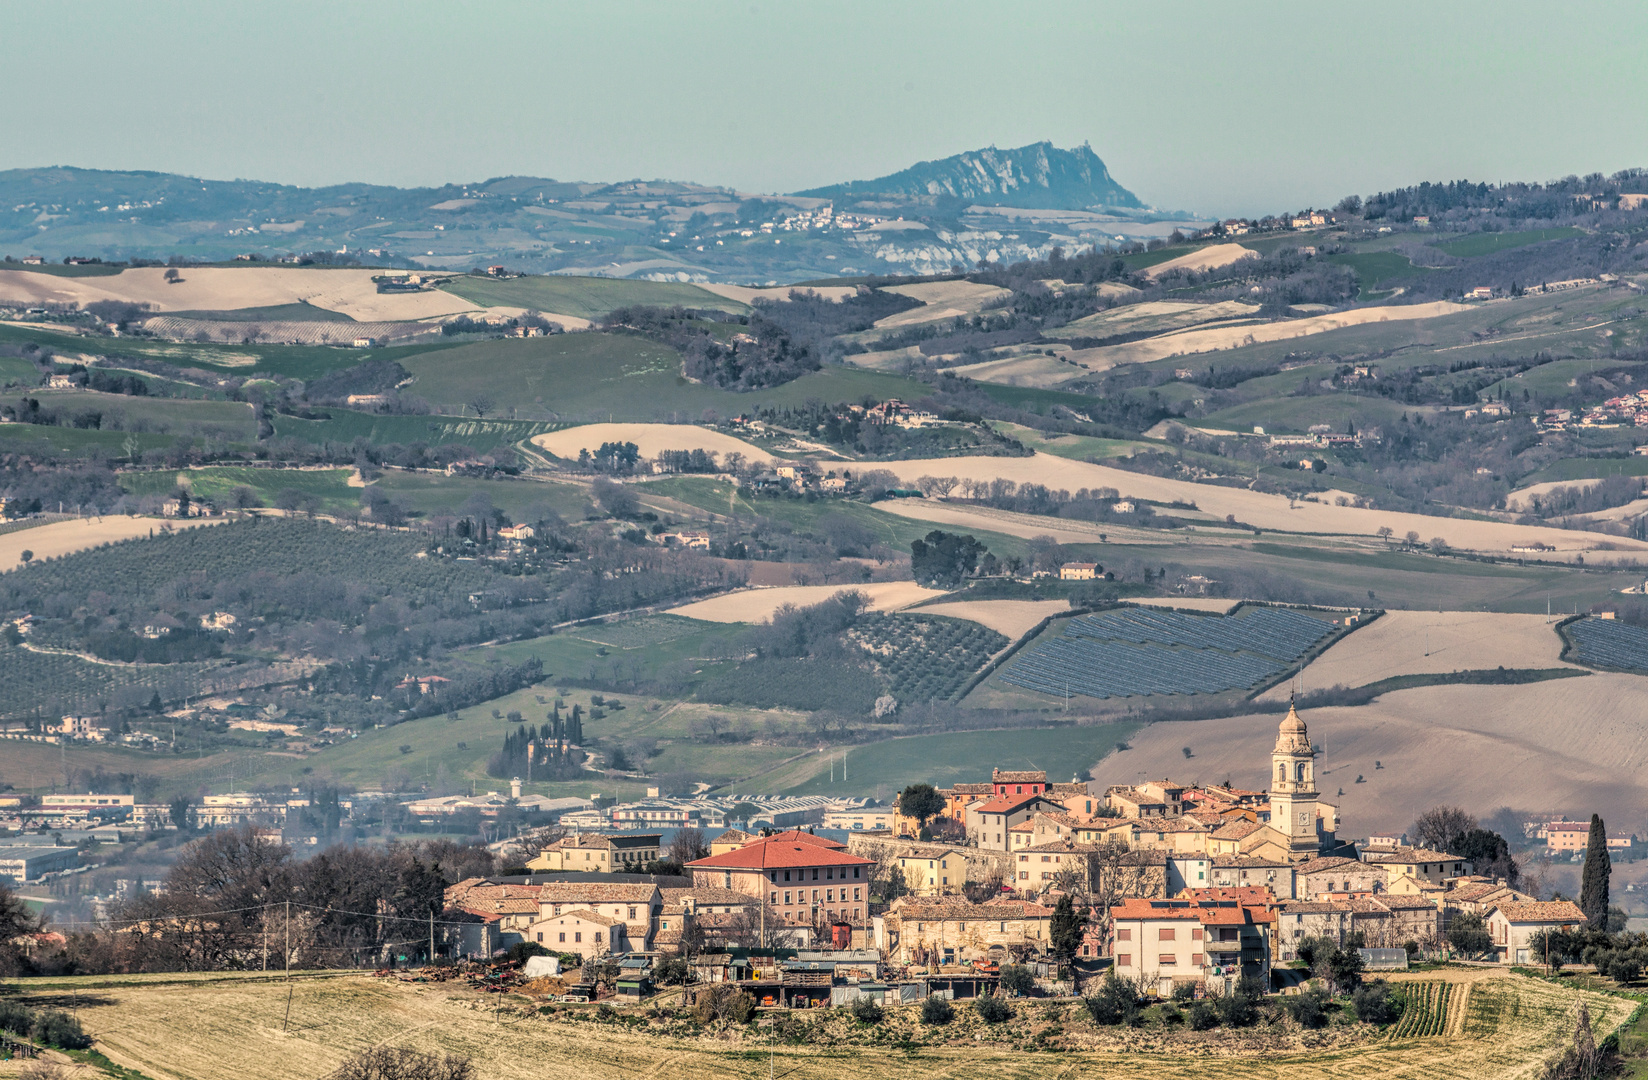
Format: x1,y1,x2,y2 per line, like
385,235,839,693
1001,606,1335,700
1259,611,1576,700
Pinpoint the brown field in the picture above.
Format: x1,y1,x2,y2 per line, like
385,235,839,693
531,423,775,465
1141,242,1259,279
1068,301,1472,372
1046,299,1260,340
1131,596,1244,613
874,453,1648,558
0,516,219,572
912,598,1071,638
874,281,1012,329
698,283,858,305
0,267,475,321
1259,611,1578,700
9,966,1628,1080
937,351,1083,387
870,497,1196,546
1094,673,1648,833
667,581,944,622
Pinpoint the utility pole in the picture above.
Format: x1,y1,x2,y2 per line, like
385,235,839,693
429,910,435,967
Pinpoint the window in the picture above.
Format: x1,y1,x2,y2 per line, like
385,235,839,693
827,889,834,902
827,868,833,879
595,932,602,943
1191,928,1203,941
1117,953,1131,968
559,932,566,943
812,869,819,881
1019,854,1028,863
1159,927,1177,941
854,888,860,901
537,932,543,942
785,871,791,882
771,891,779,904
854,867,860,878
1191,953,1203,965
575,932,582,943
1159,954,1177,966
628,906,636,919
1041,855,1051,863
812,889,819,902
1117,928,1132,941
942,877,948,885
784,891,792,905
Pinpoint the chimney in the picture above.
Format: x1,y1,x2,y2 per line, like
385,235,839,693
511,778,522,799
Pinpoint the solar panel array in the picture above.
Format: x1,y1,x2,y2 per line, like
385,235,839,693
1568,617,1648,672
1000,606,1335,700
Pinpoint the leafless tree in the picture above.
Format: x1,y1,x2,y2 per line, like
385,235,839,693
466,393,495,419
1413,806,1475,852
325,1047,472,1080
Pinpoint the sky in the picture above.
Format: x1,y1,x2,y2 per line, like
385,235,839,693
6,0,1647,218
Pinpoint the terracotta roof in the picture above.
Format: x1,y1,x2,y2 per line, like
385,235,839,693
992,770,1048,784
1181,887,1274,907
536,882,659,904
686,839,871,871
1110,899,1202,921
898,845,955,859
1213,854,1290,868
1021,840,1100,854
1212,820,1264,840
713,828,753,844
896,898,1051,920
1118,850,1170,866
974,793,1058,815
1297,856,1362,875
660,886,752,907
1495,900,1585,924
1376,896,1443,911
762,829,847,850
540,908,627,927
982,898,1055,916
947,783,993,795
1364,846,1464,864
1280,901,1352,915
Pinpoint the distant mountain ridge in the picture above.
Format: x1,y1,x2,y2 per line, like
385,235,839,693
797,141,1144,211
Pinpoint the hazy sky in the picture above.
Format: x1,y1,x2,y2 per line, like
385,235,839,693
8,1,1647,217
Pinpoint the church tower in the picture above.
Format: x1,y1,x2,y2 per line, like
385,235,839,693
1269,700,1321,858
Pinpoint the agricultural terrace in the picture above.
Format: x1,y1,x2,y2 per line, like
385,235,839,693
18,966,1630,1080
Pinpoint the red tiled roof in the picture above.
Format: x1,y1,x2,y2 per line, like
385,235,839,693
686,837,871,871
974,793,1057,815
1495,900,1585,924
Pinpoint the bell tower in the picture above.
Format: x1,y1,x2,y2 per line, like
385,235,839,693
1269,700,1320,858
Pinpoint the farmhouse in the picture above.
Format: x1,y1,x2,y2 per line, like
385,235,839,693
534,881,660,948
1297,855,1388,899
1362,846,1472,885
896,845,962,896
1059,561,1098,580
1487,900,1586,964
967,792,1065,851
878,896,1053,967
524,909,630,959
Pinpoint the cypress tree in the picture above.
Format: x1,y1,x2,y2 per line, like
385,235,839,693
1581,813,1611,930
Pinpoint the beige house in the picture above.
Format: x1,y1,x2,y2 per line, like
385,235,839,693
897,846,963,896
1210,856,1297,900
1059,562,1097,580
967,793,1063,851
1487,901,1586,964
1363,846,1471,886
709,828,754,856
1297,856,1388,899
878,897,1053,966
534,882,660,949
525,909,629,959
1109,896,1272,994
526,832,661,872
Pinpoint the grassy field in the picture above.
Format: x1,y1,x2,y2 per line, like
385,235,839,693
440,275,749,318
1524,456,1648,484
1435,226,1586,258
118,465,359,508
270,409,563,451
770,722,1140,799
0,352,38,385
167,301,360,322
988,421,1152,460
12,967,1629,1080
369,471,590,521
1324,250,1430,298
0,424,182,457
4,389,259,439
396,335,929,422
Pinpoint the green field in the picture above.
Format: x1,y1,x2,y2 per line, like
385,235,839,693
440,275,749,319
270,408,562,451
771,723,1141,799
395,334,930,422
988,421,1152,460
1202,392,1423,433
1523,456,1648,484
1434,226,1586,258
1325,250,1430,297
167,302,359,322
118,465,360,508
0,424,190,456
4,389,260,439
369,471,590,521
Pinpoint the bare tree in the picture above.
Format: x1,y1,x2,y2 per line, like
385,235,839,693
1412,806,1475,852
669,827,707,866
326,1047,472,1080
466,393,495,419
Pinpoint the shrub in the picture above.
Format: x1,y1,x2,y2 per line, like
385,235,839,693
921,995,955,1025
1287,987,1331,1029
1171,982,1196,1004
1160,1004,1183,1025
326,1047,472,1080
30,1010,91,1050
974,995,1012,1023
850,995,883,1023
999,963,1035,996
1352,979,1401,1025
654,957,689,985
507,941,549,964
1216,979,1263,1027
1082,976,1139,1026
1188,1001,1220,1030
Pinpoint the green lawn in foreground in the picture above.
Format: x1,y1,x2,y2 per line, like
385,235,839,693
440,275,749,319
1434,227,1585,258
